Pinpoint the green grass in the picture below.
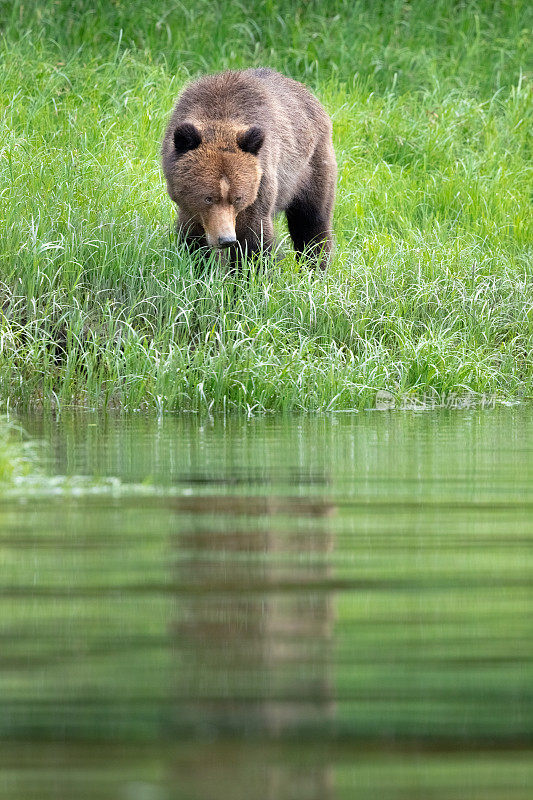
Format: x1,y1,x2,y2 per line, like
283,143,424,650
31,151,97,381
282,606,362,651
0,0,531,411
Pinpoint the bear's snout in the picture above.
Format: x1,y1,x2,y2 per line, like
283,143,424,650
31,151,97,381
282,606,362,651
201,205,237,249
218,235,237,248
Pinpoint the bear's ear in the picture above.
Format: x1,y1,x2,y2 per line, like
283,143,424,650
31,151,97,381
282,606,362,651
237,126,264,156
173,122,202,156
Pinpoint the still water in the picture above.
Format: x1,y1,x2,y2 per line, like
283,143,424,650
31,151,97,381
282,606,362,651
0,409,532,799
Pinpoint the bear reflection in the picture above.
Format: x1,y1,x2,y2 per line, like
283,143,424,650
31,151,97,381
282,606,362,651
169,494,336,800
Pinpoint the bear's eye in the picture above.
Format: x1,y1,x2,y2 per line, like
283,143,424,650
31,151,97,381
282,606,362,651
204,196,213,204
235,196,243,204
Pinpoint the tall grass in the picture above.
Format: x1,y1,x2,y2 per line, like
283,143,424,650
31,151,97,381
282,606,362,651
0,0,531,411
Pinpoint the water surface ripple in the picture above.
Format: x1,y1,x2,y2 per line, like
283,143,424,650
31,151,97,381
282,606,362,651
1,409,532,799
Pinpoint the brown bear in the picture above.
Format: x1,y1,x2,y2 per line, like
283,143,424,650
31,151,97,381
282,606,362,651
161,68,336,269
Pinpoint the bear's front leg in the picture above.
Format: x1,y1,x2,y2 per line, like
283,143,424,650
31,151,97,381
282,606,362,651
285,138,336,270
235,212,275,263
285,194,333,270
176,209,208,255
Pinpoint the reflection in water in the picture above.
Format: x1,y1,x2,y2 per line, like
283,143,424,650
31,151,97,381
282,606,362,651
169,744,334,800
171,497,335,798
0,409,532,799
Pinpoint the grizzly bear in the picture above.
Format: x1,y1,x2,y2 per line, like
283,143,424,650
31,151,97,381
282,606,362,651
161,68,336,269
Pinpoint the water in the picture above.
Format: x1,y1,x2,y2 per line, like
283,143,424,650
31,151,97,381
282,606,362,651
1,409,532,799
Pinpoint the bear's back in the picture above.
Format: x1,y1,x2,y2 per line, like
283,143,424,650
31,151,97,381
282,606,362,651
173,69,329,135
244,68,330,129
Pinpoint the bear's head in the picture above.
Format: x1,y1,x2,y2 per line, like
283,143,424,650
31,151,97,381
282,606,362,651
166,122,265,248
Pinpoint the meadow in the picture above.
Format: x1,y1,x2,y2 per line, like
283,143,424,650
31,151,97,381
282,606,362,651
0,0,531,412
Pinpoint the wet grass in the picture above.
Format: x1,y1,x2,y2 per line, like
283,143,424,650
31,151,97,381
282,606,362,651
0,417,39,483
0,0,531,411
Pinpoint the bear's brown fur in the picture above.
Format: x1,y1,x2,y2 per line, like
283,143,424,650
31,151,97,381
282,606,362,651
162,68,336,268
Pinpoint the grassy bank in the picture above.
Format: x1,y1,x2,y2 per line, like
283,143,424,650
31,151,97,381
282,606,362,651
0,0,531,411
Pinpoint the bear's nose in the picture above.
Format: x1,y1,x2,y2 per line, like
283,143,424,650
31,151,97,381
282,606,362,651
218,235,237,248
